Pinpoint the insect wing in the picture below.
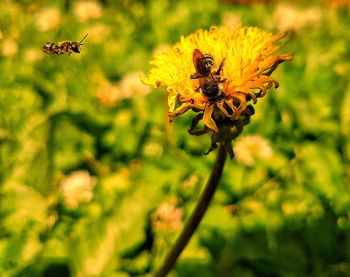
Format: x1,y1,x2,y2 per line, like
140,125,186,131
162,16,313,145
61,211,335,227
42,42,53,54
192,49,207,75
57,40,71,46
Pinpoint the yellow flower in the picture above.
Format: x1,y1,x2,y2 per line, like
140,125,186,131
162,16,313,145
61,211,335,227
142,26,292,133
0,39,18,57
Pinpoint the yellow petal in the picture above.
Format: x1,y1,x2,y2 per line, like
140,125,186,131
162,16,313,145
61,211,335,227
203,104,218,132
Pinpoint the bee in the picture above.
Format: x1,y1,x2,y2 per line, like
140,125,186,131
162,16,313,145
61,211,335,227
190,49,226,103
43,34,88,56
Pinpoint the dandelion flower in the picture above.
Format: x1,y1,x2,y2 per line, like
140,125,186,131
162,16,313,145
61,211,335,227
142,26,291,156
143,26,291,131
144,27,291,277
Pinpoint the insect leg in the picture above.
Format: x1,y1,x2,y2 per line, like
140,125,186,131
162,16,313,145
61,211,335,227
188,113,203,133
190,73,204,79
188,113,211,136
204,142,218,155
189,128,211,136
214,58,226,75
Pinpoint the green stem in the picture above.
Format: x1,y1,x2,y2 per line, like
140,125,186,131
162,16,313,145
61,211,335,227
155,143,227,277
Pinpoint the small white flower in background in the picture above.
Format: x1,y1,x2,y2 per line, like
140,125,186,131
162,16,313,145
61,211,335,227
0,39,18,57
234,135,273,166
24,48,43,63
74,1,103,22
118,72,151,99
302,7,322,25
222,13,241,27
151,201,183,232
95,81,121,106
271,4,322,32
36,7,61,32
95,72,151,106
60,171,97,209
143,142,164,157
84,23,110,43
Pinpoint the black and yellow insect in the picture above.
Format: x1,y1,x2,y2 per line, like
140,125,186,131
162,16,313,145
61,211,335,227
190,48,226,103
43,34,88,56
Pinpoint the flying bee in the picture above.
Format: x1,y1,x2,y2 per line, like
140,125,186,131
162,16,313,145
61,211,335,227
43,34,88,56
190,49,226,103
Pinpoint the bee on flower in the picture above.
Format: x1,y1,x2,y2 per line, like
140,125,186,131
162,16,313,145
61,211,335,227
142,25,292,157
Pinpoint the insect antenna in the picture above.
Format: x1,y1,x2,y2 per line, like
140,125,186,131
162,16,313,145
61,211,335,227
79,33,88,45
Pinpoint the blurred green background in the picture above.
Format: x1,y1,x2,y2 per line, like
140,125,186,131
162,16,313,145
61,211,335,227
1,0,350,276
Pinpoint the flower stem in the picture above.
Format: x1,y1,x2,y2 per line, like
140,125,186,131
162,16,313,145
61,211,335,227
155,143,227,277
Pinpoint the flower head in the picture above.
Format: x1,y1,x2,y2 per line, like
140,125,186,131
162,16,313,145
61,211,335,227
60,170,97,209
271,4,322,32
35,7,61,32
24,48,43,63
143,26,291,157
73,1,103,22
143,26,291,131
0,39,18,57
234,135,273,166
151,201,183,232
95,72,151,106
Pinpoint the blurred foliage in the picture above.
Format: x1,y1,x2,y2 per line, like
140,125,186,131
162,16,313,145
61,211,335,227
0,0,350,276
